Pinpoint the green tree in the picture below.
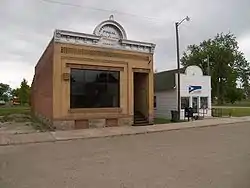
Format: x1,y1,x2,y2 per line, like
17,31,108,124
0,83,11,101
11,88,20,98
225,88,244,104
18,79,30,105
181,33,250,104
241,73,250,98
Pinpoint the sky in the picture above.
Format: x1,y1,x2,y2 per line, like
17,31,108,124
0,0,250,88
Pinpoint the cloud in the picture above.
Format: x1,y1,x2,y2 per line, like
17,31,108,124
239,35,250,61
0,0,250,88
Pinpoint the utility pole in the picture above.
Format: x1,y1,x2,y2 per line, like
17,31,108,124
207,55,210,76
175,16,190,120
175,22,181,120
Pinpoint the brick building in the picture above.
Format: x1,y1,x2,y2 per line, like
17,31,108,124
31,16,156,130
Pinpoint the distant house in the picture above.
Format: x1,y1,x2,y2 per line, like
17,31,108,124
0,100,5,105
12,96,20,105
154,65,212,120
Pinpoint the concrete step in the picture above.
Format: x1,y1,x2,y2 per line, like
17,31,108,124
134,120,148,123
133,123,149,126
134,117,146,121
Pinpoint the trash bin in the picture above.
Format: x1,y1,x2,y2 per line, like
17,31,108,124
184,107,189,118
171,110,179,122
188,107,194,118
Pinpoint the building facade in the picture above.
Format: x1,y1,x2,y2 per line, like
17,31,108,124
31,16,156,130
154,65,212,120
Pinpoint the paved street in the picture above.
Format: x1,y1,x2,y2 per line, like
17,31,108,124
1,122,250,188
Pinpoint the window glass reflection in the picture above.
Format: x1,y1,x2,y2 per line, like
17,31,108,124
70,68,120,108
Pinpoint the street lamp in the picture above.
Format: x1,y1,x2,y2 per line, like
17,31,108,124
175,16,190,120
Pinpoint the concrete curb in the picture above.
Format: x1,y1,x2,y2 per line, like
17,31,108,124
1,117,250,146
0,132,55,146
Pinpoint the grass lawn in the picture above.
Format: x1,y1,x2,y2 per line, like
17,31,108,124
154,118,172,124
213,99,250,107
220,108,250,117
0,106,53,131
212,99,250,117
154,118,187,124
0,106,30,116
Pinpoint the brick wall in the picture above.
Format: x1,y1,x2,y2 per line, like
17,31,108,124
31,39,54,119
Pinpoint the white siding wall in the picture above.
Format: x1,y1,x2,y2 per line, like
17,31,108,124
177,71,212,119
154,90,177,119
154,66,212,120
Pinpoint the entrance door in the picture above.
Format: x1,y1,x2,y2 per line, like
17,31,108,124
133,72,149,125
192,97,198,113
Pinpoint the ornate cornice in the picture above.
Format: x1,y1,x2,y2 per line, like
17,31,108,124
120,39,156,53
54,29,155,54
54,30,100,44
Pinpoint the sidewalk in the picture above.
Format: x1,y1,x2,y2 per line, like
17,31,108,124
1,116,250,146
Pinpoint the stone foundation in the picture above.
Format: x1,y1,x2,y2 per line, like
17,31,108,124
34,113,134,130
118,117,133,126
75,120,89,129
106,119,118,127
53,120,75,130
53,117,133,130
89,119,106,128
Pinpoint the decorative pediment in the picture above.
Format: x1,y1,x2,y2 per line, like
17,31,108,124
54,15,155,54
93,15,127,40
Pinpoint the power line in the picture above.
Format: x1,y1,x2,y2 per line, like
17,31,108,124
40,0,165,23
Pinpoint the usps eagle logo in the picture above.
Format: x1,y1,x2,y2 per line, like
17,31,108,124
189,85,202,93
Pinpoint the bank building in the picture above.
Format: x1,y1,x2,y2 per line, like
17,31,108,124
31,16,156,130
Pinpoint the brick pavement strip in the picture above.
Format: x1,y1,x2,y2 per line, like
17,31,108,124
1,117,250,146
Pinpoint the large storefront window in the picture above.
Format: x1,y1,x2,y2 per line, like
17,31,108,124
181,97,190,109
70,68,120,108
200,97,208,109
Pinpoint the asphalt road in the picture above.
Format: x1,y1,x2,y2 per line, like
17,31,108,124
1,122,250,188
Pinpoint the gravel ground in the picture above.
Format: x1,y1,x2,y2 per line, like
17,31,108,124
1,122,250,188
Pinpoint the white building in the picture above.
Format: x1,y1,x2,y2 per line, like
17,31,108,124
154,65,212,120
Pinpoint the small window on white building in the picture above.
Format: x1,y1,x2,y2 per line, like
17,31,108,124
154,96,156,108
181,97,190,109
200,97,208,109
